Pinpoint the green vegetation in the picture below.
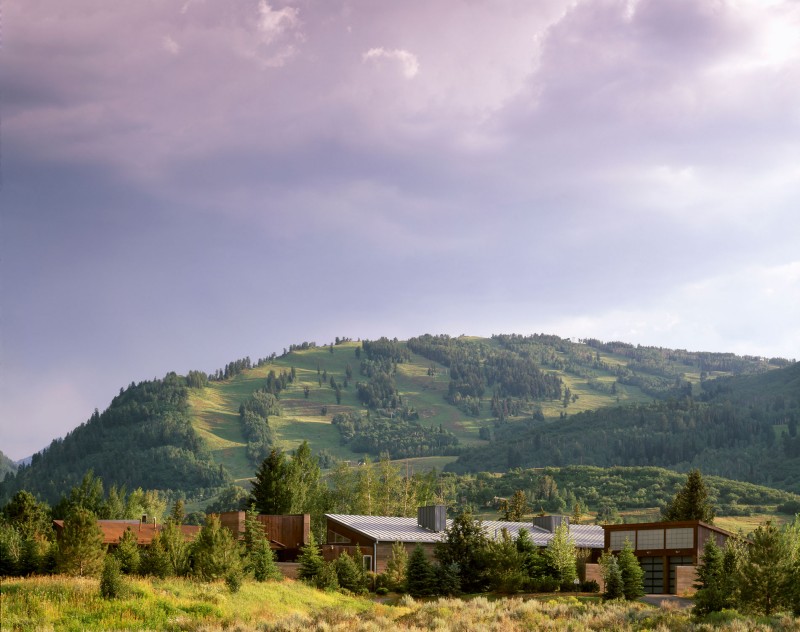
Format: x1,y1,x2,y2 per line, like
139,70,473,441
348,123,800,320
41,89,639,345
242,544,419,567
4,576,800,631
0,450,18,481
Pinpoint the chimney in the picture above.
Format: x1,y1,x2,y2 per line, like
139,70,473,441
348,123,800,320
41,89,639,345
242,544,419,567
533,515,569,533
417,505,447,532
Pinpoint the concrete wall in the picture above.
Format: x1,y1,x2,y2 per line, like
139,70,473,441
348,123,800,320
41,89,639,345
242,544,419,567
585,563,604,592
675,565,698,596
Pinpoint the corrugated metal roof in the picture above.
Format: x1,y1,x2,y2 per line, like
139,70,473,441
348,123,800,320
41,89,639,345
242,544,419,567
324,514,604,549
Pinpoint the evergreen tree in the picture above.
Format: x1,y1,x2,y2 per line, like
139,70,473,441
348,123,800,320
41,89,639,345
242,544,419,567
601,554,624,600
434,510,490,593
114,527,141,575
487,528,525,593
250,449,291,515
617,539,644,600
140,532,170,578
56,507,105,577
382,541,408,592
406,544,435,597
739,521,791,615
297,531,325,582
170,499,186,524
2,490,51,540
191,515,242,582
315,561,340,590
693,536,730,616
100,554,123,599
161,519,190,576
434,561,461,596
334,550,368,594
661,469,715,523
243,506,280,581
515,528,547,588
544,522,577,586
498,490,528,522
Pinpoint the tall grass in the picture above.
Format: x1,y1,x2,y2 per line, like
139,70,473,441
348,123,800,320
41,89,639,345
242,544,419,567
3,576,800,631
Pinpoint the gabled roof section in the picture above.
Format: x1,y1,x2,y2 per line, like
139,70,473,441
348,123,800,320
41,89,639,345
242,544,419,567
324,514,604,549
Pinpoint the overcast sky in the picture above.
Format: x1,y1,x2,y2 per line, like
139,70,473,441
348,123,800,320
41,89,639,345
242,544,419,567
2,0,799,461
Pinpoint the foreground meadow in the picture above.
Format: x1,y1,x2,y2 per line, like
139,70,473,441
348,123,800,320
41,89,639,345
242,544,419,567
3,576,800,632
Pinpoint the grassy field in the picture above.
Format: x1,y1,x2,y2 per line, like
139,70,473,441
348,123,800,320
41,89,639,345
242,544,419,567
4,576,800,631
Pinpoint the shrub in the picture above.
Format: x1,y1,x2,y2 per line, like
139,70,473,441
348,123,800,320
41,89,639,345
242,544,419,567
225,568,243,593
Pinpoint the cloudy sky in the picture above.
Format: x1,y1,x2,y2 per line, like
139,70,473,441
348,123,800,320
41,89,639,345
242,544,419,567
2,0,799,460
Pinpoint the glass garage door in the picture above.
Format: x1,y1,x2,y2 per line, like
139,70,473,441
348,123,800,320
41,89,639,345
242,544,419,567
639,556,664,594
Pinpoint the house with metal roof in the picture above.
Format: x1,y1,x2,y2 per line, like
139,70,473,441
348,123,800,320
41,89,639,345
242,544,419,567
324,506,604,573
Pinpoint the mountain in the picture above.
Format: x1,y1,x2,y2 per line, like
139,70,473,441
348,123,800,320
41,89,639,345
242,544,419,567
1,333,794,505
449,362,800,493
0,450,17,481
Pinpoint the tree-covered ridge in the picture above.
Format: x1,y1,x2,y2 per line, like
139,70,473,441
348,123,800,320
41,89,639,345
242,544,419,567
0,373,228,505
449,362,800,493
447,465,800,521
0,450,17,481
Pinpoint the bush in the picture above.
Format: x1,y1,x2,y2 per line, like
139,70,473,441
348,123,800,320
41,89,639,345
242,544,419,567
225,568,243,593
581,579,600,593
375,586,389,596
100,555,123,599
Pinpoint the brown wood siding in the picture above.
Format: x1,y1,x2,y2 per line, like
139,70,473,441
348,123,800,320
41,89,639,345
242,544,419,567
374,542,437,574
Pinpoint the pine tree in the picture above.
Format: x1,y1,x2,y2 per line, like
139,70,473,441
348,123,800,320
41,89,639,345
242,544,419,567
161,519,190,576
515,528,547,587
191,515,242,582
250,449,291,515
297,531,325,582
739,521,791,615
114,527,141,574
693,536,729,616
334,550,368,594
661,469,715,523
140,532,171,578
617,539,644,600
434,510,490,593
100,554,123,599
383,541,408,591
406,544,434,597
57,507,105,577
243,506,280,581
602,554,624,600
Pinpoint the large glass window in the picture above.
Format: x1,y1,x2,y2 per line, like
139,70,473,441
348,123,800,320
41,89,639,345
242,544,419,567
666,528,693,549
637,529,664,550
610,530,636,550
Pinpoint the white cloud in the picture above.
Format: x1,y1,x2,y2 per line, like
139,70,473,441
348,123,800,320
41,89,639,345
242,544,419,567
163,35,180,54
363,47,420,78
257,1,300,44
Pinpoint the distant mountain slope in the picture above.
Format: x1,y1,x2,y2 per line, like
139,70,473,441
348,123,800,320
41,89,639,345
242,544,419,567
449,362,800,493
0,374,228,504
0,333,789,505
0,450,17,481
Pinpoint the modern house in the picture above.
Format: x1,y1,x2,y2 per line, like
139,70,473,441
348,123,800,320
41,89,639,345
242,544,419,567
52,517,201,546
324,506,605,573
602,520,734,594
217,511,310,562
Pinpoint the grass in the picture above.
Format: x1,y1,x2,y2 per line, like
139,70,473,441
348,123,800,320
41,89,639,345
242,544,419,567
4,577,800,631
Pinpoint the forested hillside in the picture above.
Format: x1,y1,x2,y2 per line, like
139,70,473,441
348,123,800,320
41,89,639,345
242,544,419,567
1,333,793,507
0,450,17,481
450,362,800,493
0,374,228,504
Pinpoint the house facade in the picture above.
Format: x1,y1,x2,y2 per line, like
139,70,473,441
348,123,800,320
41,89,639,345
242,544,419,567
52,518,201,546
602,520,734,594
324,506,605,573
217,511,310,562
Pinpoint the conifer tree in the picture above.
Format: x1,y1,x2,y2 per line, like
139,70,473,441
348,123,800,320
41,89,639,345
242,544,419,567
406,544,434,597
693,536,729,616
662,469,715,523
383,541,408,592
297,531,325,582
602,554,624,600
434,510,490,593
191,514,242,582
57,507,105,577
334,550,368,594
243,506,280,581
100,555,124,599
250,449,291,515
617,539,644,600
739,521,791,615
140,531,171,578
161,519,190,576
114,527,140,574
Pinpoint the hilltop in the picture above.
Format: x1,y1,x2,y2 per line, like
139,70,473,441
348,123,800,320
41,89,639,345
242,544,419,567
1,333,796,506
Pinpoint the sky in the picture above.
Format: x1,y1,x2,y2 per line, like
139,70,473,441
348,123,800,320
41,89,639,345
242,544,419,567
2,0,799,461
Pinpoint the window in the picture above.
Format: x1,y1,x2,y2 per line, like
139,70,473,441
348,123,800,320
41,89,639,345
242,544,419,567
665,528,693,549
637,529,664,550
362,554,373,571
330,531,351,544
609,530,636,550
